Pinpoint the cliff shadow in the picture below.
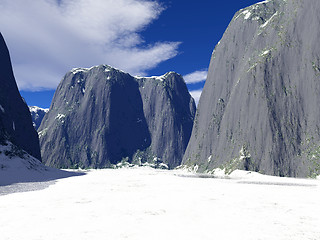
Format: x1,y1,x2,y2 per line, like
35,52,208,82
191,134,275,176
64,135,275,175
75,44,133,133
0,168,86,196
105,76,151,164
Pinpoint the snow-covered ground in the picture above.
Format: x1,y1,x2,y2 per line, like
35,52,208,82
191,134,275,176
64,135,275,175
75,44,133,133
0,167,319,240
0,142,84,192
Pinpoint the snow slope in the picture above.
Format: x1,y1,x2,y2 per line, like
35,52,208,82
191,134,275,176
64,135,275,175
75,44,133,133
0,167,319,240
0,141,84,192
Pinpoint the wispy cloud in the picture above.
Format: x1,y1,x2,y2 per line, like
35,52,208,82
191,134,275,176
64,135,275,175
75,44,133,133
190,89,202,106
0,0,180,91
183,70,207,84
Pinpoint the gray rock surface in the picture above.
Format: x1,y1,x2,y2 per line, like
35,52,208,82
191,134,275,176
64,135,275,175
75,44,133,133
183,0,320,177
39,65,195,169
29,106,49,130
0,32,41,160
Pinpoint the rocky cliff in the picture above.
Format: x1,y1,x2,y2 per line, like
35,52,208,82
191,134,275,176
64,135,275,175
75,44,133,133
183,0,320,177
39,65,195,169
0,32,41,160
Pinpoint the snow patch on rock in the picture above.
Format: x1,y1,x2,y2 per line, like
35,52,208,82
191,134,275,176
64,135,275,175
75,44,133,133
0,104,5,113
71,66,95,74
38,128,48,138
29,106,49,113
55,114,65,123
256,0,272,5
260,11,278,28
135,71,178,82
243,10,252,20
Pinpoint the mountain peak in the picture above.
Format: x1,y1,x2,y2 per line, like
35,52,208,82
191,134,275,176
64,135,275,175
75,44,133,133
39,65,195,168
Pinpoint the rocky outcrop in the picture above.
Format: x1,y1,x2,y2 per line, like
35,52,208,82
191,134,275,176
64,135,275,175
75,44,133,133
29,106,49,130
183,0,320,177
0,32,41,160
39,65,195,169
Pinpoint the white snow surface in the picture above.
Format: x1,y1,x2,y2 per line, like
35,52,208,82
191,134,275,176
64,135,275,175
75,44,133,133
135,74,166,81
71,65,125,75
256,0,272,4
71,66,95,74
135,71,177,82
0,167,319,240
243,10,252,20
235,0,272,21
0,142,53,186
29,106,49,113
261,49,271,56
0,141,84,192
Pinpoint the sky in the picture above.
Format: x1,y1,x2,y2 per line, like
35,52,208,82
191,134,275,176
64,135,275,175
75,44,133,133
0,0,265,108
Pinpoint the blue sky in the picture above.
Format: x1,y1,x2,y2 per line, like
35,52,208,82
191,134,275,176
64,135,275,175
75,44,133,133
1,0,264,108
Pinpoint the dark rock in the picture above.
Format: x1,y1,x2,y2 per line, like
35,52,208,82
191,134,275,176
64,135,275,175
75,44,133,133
0,32,41,160
39,65,195,169
183,0,320,177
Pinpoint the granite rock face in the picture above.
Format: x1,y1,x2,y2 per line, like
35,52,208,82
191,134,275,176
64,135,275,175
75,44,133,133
29,106,49,130
39,65,195,169
0,33,41,160
138,73,196,168
183,0,320,177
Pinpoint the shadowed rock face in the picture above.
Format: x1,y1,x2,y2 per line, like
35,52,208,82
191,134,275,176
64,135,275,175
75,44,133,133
183,0,320,177
138,72,196,168
39,65,195,169
0,33,41,160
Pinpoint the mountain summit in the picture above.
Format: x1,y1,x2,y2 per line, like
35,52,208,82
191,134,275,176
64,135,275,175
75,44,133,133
183,0,320,177
39,65,195,169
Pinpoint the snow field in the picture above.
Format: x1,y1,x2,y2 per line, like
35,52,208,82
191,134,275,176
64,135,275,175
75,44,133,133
0,167,319,240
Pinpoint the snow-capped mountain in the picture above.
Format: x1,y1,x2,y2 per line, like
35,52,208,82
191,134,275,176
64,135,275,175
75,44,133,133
183,0,320,177
29,106,49,130
39,65,195,169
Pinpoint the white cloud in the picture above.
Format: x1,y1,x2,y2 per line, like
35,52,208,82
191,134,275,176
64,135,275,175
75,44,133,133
190,89,202,106
0,0,180,91
183,70,207,84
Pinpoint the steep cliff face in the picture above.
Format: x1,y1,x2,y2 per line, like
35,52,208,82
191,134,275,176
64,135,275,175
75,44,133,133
0,33,41,160
183,0,320,177
138,72,196,168
39,65,195,169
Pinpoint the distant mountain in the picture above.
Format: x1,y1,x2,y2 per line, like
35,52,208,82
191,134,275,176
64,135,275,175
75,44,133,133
0,32,41,161
183,0,320,177
39,65,195,169
29,106,49,130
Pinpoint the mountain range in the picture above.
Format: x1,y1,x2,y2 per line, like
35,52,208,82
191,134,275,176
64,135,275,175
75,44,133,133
3,0,320,179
